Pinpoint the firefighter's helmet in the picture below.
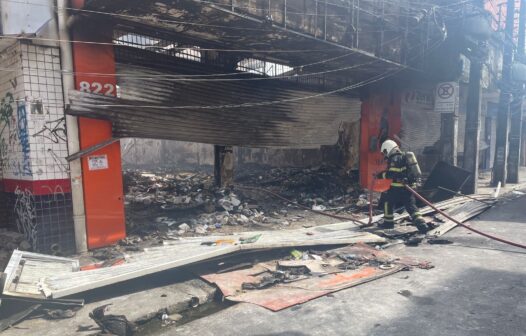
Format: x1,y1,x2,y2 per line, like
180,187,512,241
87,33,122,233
380,139,398,157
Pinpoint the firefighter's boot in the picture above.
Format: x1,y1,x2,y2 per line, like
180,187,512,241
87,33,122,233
378,219,395,230
412,216,428,234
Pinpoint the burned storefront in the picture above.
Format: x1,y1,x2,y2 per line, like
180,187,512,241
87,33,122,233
0,0,443,254
2,1,526,334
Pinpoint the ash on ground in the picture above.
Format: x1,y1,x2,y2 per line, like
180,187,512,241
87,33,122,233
122,166,370,242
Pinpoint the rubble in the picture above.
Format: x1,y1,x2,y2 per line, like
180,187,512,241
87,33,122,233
200,243,430,311
122,166,367,240
89,304,135,336
123,170,214,210
123,170,270,237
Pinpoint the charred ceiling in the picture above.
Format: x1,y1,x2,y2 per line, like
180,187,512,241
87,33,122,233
70,0,445,147
81,0,441,75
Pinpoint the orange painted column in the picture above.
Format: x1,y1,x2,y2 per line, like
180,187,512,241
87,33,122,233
71,22,126,249
359,92,401,188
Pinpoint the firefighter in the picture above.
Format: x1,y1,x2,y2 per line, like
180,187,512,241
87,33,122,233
377,139,428,233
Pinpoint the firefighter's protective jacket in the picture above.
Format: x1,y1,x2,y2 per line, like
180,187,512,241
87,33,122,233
377,150,413,187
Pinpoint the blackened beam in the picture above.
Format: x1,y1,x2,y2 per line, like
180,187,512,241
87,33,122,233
193,1,404,68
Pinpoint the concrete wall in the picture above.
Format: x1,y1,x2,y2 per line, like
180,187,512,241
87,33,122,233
0,42,69,181
0,42,28,180
0,41,75,253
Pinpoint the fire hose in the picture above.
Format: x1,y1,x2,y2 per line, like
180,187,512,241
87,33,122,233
405,185,526,250
235,184,526,249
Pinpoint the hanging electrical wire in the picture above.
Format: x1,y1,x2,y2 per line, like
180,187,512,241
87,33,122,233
6,60,380,82
0,35,342,52
0,35,405,81
67,36,444,110
4,36,444,110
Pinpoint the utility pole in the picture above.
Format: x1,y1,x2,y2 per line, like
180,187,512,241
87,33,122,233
492,0,516,187
463,0,489,194
463,44,485,194
507,0,526,183
57,0,88,253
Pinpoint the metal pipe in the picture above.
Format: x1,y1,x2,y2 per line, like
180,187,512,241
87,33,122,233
66,137,120,162
314,0,318,38
356,0,360,48
437,186,493,206
351,0,356,47
519,0,526,55
283,0,287,29
57,0,87,253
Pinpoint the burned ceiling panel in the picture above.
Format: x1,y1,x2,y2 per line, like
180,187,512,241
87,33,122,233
83,0,408,76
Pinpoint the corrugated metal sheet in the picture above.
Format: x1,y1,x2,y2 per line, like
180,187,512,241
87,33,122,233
67,62,362,148
4,224,384,298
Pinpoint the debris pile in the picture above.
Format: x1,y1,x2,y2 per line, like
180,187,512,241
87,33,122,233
236,166,363,209
89,304,135,336
124,171,215,211
0,228,30,270
201,243,432,311
123,170,262,235
240,246,398,290
123,166,366,237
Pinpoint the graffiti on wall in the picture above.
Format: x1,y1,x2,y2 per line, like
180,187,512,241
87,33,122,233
42,184,65,202
31,115,69,174
14,186,37,250
32,116,66,144
0,91,33,177
16,102,31,176
0,93,15,161
0,93,14,134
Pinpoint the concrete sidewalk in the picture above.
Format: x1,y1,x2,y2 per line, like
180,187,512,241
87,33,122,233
477,166,526,195
2,277,216,336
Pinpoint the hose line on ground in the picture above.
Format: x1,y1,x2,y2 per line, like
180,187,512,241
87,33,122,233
405,185,526,250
